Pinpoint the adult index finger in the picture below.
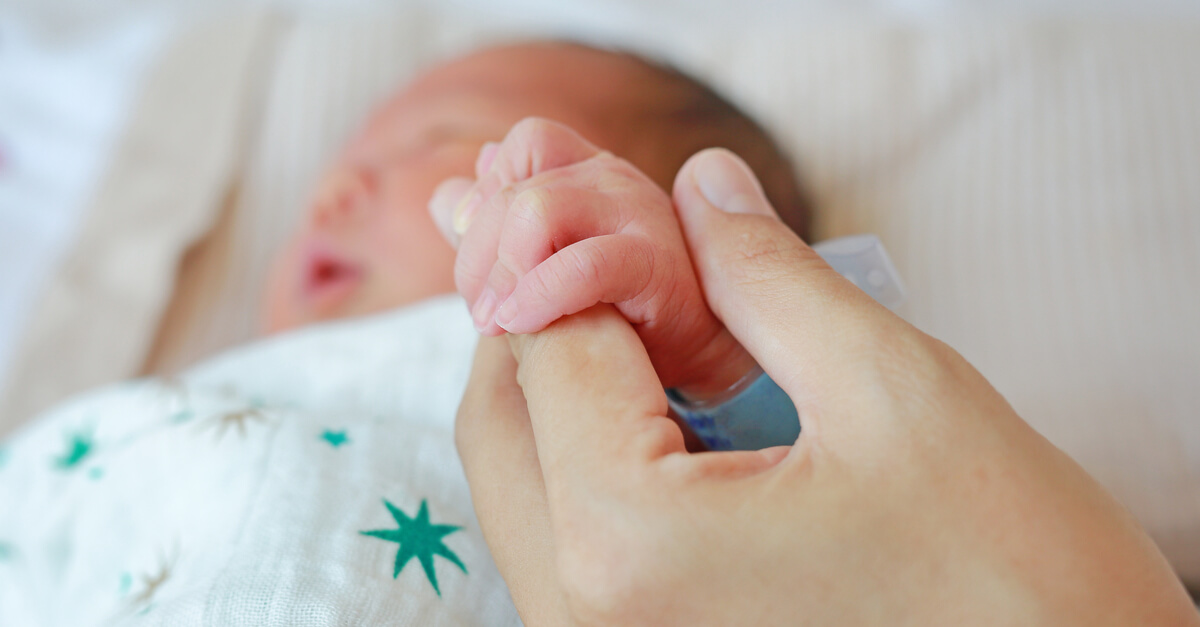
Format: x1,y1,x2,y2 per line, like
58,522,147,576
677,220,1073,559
508,305,687,500
456,336,569,624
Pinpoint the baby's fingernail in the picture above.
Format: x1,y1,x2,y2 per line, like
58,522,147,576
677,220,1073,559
452,191,480,235
429,177,473,245
471,288,498,332
692,149,773,216
475,141,500,177
494,297,518,331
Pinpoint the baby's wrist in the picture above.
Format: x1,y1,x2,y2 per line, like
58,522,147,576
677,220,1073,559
667,366,798,451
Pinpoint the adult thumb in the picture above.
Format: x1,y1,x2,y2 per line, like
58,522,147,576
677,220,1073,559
672,149,905,409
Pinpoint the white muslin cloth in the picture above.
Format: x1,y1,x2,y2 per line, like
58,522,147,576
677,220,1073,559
0,295,521,625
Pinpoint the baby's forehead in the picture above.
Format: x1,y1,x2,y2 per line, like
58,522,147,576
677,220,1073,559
341,44,673,160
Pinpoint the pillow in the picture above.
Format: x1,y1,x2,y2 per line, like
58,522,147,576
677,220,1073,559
0,11,274,434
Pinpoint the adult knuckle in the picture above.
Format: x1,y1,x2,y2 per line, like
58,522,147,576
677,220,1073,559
719,227,814,289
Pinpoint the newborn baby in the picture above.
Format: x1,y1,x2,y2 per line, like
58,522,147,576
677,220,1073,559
0,41,811,624
430,118,777,401
265,41,808,362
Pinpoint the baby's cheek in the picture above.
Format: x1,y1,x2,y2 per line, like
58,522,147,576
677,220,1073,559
263,242,307,333
371,213,458,302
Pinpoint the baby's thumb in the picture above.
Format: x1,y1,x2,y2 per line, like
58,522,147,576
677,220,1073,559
672,149,895,403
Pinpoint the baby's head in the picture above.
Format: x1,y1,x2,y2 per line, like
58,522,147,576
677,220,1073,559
266,41,808,332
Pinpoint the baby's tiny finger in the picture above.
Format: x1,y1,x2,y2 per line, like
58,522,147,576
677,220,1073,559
473,262,519,335
496,234,653,334
475,141,501,178
428,176,475,249
460,118,605,235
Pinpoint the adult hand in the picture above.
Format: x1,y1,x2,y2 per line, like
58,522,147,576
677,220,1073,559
455,149,1199,625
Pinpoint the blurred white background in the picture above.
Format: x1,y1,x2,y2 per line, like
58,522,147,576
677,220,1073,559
4,0,1199,390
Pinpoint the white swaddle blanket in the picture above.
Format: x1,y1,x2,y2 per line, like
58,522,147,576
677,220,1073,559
0,296,521,625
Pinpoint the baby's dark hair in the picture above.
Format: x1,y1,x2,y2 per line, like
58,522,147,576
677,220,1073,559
565,42,812,239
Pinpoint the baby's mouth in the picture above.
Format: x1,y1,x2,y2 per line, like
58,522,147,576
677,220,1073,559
301,245,364,313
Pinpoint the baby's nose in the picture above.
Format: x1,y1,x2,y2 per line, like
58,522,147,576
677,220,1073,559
312,167,376,228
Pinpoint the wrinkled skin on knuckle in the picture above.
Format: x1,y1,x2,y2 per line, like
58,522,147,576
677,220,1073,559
874,329,989,416
848,322,1009,472
617,240,662,319
717,227,820,293
554,246,606,296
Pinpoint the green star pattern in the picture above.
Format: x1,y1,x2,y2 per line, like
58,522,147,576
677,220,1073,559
360,499,467,596
320,430,348,447
54,431,93,470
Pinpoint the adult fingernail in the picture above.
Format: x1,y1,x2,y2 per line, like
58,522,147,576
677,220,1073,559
453,191,480,235
472,288,498,331
494,297,518,331
691,149,772,216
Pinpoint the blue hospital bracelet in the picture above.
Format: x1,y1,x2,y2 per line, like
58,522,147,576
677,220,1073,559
666,234,906,451
666,368,797,451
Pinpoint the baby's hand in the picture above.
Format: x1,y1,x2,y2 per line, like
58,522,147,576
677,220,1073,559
429,118,754,394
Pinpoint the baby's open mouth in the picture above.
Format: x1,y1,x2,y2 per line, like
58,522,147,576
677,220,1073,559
301,245,364,312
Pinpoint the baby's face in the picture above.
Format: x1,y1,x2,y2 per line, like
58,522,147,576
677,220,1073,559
265,43,657,332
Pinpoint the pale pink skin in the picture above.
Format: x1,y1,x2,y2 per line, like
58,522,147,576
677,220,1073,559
266,43,753,394
265,43,688,333
431,118,755,394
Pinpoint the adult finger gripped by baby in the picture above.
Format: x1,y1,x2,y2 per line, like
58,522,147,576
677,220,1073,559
428,119,603,321
428,118,760,395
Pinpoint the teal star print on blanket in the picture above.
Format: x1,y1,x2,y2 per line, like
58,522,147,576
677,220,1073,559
320,429,348,447
53,430,93,470
361,499,467,595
